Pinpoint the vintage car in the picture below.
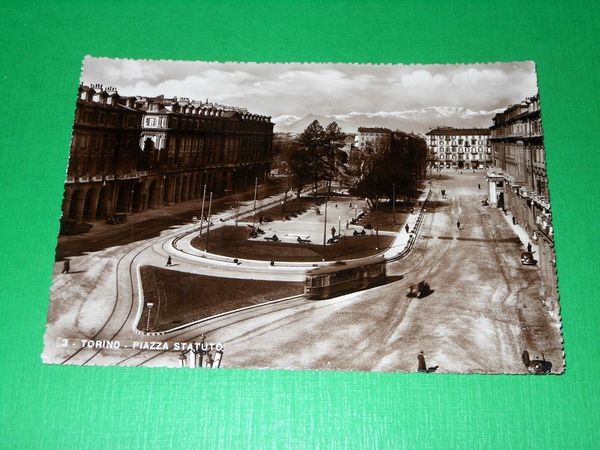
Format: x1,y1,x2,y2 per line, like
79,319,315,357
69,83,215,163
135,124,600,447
106,213,128,225
520,251,537,265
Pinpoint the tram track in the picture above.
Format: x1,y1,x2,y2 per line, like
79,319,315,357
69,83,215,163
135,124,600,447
58,190,304,366
116,295,308,367
127,203,439,368
60,188,430,367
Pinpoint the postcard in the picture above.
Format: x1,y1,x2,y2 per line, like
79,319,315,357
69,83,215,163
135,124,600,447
43,57,563,373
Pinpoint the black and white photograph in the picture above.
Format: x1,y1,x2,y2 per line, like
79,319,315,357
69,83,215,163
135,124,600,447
43,57,563,373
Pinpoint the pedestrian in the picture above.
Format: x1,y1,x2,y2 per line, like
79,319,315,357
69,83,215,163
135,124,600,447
405,224,409,233
417,351,427,373
512,216,517,225
527,242,532,253
331,226,336,239
166,256,172,266
456,220,461,230
62,259,70,274
478,183,481,189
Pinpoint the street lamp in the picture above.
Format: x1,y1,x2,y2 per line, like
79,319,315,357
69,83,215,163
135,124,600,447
199,184,207,237
252,176,258,227
146,302,154,332
375,199,379,250
322,194,329,262
392,183,396,225
205,192,213,251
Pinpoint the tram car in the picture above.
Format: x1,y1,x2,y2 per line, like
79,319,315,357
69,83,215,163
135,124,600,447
305,256,387,300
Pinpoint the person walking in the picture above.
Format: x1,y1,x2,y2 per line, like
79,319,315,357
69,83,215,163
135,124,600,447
456,220,461,230
478,183,481,189
62,259,70,274
405,224,410,233
417,351,427,373
527,242,532,253
166,256,172,267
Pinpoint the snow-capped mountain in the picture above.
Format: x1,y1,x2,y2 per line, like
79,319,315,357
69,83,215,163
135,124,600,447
272,107,503,134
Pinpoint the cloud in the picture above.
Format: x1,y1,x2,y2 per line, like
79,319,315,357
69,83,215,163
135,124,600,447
81,58,538,131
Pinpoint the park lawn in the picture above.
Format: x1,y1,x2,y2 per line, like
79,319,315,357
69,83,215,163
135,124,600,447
191,226,395,262
139,265,304,332
238,195,320,222
355,203,409,232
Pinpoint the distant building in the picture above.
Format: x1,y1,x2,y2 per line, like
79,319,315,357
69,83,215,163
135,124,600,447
355,127,392,151
487,94,557,320
425,127,492,169
62,84,273,225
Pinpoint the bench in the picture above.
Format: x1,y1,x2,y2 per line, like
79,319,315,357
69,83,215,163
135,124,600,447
264,235,280,242
296,237,311,244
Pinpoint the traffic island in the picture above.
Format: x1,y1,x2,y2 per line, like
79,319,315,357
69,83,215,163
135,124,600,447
137,265,304,332
190,226,395,262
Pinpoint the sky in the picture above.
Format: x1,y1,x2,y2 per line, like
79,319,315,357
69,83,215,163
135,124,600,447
82,57,538,133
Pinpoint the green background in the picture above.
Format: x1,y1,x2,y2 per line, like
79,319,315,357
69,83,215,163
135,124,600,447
1,1,598,448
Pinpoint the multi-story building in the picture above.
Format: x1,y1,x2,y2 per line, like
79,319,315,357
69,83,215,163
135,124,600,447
62,84,274,224
355,127,392,151
425,127,492,169
486,94,557,320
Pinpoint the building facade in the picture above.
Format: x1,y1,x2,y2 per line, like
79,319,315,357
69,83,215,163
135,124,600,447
355,127,392,151
486,94,558,320
425,127,492,169
62,84,274,225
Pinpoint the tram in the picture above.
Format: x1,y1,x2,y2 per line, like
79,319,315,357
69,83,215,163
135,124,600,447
305,256,387,300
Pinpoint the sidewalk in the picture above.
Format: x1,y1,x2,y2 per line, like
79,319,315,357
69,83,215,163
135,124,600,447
499,209,539,256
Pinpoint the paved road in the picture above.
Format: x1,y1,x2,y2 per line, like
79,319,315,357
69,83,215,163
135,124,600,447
134,171,562,373
46,171,563,373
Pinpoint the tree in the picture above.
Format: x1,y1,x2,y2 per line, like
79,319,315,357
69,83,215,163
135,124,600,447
347,133,427,209
288,146,314,197
322,122,347,191
297,120,326,193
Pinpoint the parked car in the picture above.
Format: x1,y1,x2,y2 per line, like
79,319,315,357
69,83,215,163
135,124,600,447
106,213,128,225
520,251,537,265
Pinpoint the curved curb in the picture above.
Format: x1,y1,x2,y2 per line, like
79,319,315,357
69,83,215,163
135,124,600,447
134,293,305,336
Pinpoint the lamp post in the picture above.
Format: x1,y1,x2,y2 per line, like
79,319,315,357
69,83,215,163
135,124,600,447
375,198,379,250
392,183,396,225
146,302,154,332
252,176,258,227
199,184,206,237
205,192,213,251
322,194,329,262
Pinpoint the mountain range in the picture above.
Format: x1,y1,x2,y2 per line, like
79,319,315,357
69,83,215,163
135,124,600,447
271,107,504,135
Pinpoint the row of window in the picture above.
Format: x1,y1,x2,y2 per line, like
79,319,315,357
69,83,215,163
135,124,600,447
434,147,492,153
428,137,488,144
77,108,140,128
439,154,491,160
142,114,270,133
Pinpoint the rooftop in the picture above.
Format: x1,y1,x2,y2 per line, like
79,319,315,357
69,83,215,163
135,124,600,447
426,127,491,136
